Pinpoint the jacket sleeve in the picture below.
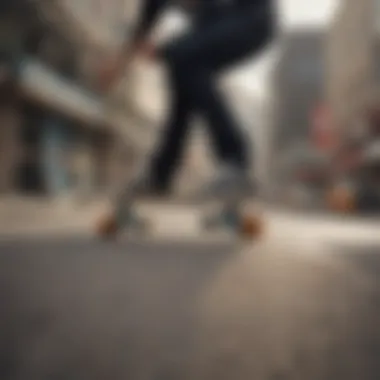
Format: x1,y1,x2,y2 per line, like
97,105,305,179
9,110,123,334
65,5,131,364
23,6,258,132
133,0,168,39
237,0,272,9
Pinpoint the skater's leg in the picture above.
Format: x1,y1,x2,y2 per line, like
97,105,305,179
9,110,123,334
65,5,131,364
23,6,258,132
97,77,193,237
148,74,194,190
175,66,249,168
115,72,193,207
162,6,273,170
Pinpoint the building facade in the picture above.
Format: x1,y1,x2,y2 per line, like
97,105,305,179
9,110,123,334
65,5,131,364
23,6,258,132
270,30,325,165
325,0,375,134
0,0,129,199
269,0,380,190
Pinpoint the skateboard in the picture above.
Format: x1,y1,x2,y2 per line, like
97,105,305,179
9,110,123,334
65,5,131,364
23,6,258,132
95,191,264,241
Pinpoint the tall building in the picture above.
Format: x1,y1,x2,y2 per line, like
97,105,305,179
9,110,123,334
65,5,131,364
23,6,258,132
326,0,375,133
269,1,380,192
271,29,325,154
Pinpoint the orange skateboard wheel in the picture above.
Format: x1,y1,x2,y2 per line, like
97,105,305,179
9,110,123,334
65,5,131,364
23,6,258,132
240,214,264,239
95,214,120,239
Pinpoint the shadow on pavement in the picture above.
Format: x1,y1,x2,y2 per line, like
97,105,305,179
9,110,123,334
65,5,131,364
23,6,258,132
1,238,380,379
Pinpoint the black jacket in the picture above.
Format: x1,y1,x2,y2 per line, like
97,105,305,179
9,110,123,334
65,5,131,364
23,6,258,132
133,0,273,38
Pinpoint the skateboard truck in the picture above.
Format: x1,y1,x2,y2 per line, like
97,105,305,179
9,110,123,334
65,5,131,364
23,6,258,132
203,202,263,240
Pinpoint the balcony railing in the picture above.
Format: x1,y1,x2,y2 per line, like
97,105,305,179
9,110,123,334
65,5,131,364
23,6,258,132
17,57,105,125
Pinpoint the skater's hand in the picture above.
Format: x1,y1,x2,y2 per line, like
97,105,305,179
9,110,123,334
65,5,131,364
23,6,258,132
98,55,128,91
98,40,157,91
134,39,157,61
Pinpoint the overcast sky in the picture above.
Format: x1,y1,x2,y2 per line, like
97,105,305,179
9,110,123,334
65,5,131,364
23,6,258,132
278,0,340,28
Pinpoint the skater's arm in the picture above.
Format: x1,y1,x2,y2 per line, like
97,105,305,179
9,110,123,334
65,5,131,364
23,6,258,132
112,0,167,79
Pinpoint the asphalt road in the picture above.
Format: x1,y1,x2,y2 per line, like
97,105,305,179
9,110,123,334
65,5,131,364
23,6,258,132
0,226,380,380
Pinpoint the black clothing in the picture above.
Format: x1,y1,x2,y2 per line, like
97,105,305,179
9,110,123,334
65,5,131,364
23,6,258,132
134,0,274,37
132,0,276,190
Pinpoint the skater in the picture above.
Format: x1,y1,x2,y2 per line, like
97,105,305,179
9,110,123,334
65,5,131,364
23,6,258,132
97,0,276,236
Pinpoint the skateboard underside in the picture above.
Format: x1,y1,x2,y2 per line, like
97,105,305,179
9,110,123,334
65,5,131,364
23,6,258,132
94,174,264,241
117,197,263,240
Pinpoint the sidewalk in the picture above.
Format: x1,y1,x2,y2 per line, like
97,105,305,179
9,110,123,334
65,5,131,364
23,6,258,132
0,197,221,241
3,196,380,244
0,196,108,237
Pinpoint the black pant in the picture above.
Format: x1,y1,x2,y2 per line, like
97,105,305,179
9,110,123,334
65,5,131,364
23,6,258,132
150,5,273,190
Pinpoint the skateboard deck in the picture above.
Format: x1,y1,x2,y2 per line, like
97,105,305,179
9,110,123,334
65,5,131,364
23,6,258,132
95,191,264,241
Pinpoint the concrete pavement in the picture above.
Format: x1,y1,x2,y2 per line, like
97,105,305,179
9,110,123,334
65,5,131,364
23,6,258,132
0,197,106,237
0,208,380,379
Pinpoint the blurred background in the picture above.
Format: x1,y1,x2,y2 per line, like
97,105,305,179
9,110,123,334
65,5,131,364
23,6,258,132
0,0,379,234
3,2,380,379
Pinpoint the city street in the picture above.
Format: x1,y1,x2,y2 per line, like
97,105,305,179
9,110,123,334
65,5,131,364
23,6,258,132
0,208,380,379
1,0,378,378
